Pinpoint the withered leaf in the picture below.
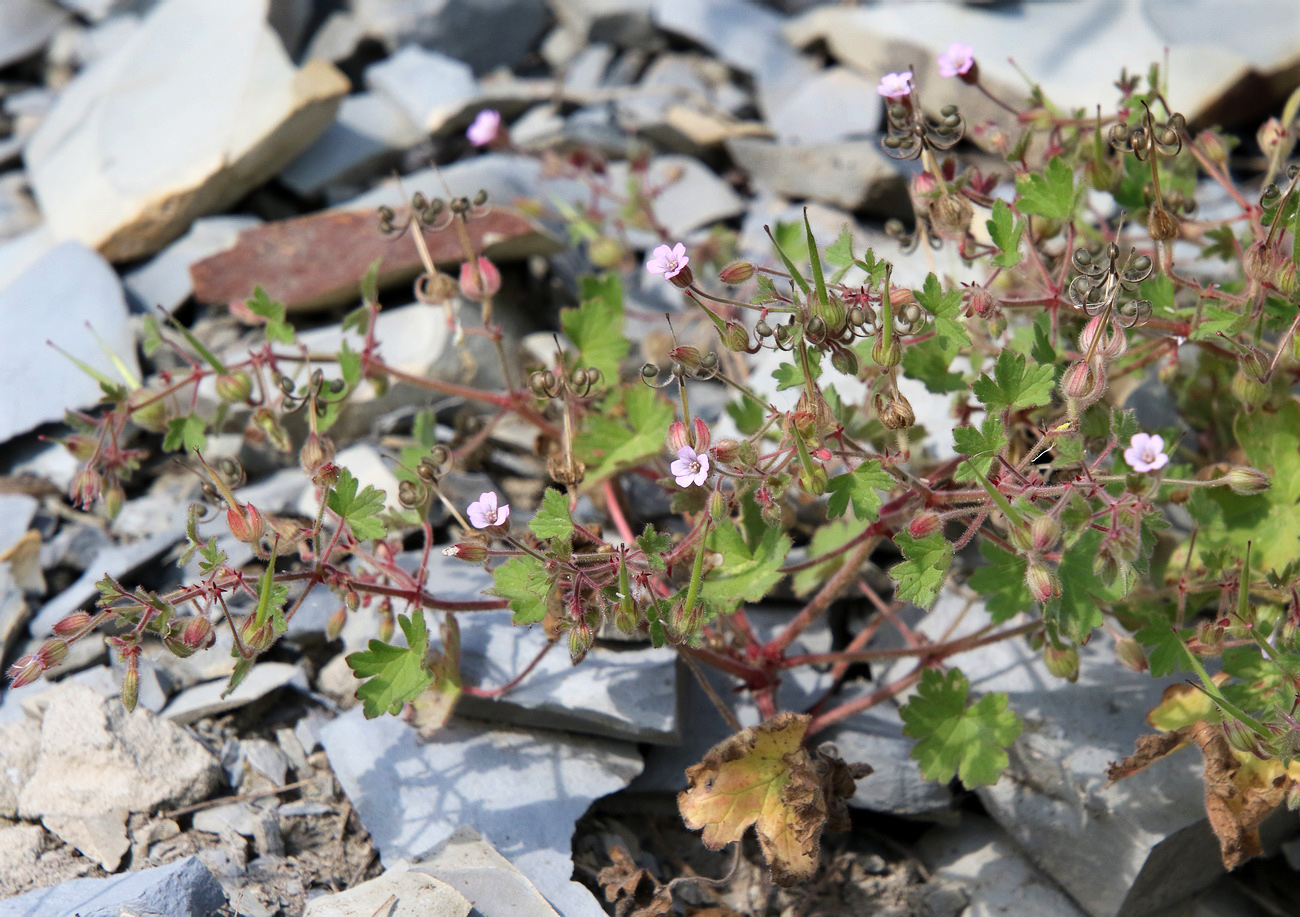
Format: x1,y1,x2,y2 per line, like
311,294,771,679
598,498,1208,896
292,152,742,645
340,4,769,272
1106,726,1195,784
677,713,867,887
597,846,673,917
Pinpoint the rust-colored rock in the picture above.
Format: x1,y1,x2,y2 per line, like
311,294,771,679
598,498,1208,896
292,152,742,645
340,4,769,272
190,207,559,312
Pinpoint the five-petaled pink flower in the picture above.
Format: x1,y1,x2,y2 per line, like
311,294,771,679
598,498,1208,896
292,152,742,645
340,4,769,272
1124,433,1169,473
670,445,710,487
646,242,690,280
467,109,501,147
937,43,975,79
876,71,913,100
467,491,510,528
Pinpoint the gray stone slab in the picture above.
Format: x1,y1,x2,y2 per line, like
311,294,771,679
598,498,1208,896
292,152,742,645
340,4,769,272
365,46,478,135
302,867,472,917
607,154,745,249
0,565,30,666
28,530,177,637
124,214,261,314
0,855,226,917
0,0,67,69
726,137,906,212
162,662,309,724
875,589,1291,917
320,708,642,917
349,0,550,73
280,91,424,196
766,66,881,145
414,826,559,916
914,814,1086,917
0,241,135,442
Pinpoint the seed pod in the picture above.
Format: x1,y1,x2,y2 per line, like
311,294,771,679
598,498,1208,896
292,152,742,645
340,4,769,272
800,465,828,497
871,337,901,367
1146,206,1180,241
1231,368,1268,407
723,321,751,352
830,348,859,376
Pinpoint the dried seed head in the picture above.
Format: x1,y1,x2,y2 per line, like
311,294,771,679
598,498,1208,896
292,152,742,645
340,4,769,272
1146,206,1180,241
929,193,973,239
876,392,915,430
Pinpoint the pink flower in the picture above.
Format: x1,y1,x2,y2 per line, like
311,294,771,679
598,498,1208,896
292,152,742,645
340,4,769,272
458,256,501,300
1123,433,1169,473
467,109,501,147
876,71,913,100
670,445,710,488
937,43,975,79
646,242,690,280
467,491,510,528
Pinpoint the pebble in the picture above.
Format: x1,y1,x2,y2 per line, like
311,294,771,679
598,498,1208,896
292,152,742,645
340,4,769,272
0,855,227,917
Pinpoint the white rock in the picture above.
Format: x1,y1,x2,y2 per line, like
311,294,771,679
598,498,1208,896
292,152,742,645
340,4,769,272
193,801,262,838
0,0,66,69
767,67,881,145
54,0,139,22
0,172,40,243
915,814,1086,917
726,137,905,212
162,661,308,724
280,91,424,196
0,823,48,883
125,215,261,314
0,717,42,818
0,565,30,667
0,854,227,917
365,46,477,135
321,710,642,917
26,0,348,261
303,866,472,917
415,826,559,916
17,684,220,864
28,530,177,637
0,241,135,442
296,443,403,519
606,154,744,249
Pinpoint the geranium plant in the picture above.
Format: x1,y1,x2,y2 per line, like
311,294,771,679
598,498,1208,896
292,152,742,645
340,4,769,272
13,46,1300,902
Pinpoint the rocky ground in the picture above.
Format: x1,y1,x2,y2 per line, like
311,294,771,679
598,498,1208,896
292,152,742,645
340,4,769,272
4,1,1300,915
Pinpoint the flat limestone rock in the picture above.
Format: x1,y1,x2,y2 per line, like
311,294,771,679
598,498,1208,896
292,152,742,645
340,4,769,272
0,855,226,917
279,92,424,196
41,809,130,872
302,867,472,917
0,241,136,443
414,826,559,916
162,662,309,724
26,0,348,262
320,709,642,917
0,0,66,69
725,137,906,213
124,215,262,314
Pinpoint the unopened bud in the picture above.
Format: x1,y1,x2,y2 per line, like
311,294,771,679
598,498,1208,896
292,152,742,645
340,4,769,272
377,601,395,643
1025,562,1059,603
1222,717,1268,758
1194,618,1224,653
1224,466,1269,494
458,257,502,300
719,261,755,284
345,590,360,613
1061,360,1106,407
1257,117,1289,158
723,321,750,352
712,438,756,467
326,606,347,642
568,622,594,663
443,542,488,563
1231,368,1268,407
1043,644,1079,682
53,612,94,637
299,433,336,474
1197,129,1229,167
182,616,215,650
691,416,711,451
708,489,726,521
37,639,69,669
1114,636,1148,672
215,372,253,404
120,666,139,713
1146,206,1180,242
875,392,914,430
909,512,941,539
1031,515,1061,553
227,502,265,544
830,347,859,376
103,482,124,519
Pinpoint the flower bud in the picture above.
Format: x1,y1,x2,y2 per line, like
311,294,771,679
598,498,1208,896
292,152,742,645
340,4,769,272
458,257,502,300
871,336,901,367
1222,717,1269,758
1231,368,1268,407
53,612,94,638
1194,618,1224,653
1224,466,1270,494
830,348,859,376
719,261,755,284
1146,206,1180,242
120,665,139,713
326,606,347,642
967,288,997,318
227,502,265,544
1114,636,1149,672
1257,117,1289,158
313,462,340,487
712,438,756,467
1031,515,1061,553
62,434,96,462
875,392,914,430
1043,644,1079,682
1061,360,1106,407
909,511,941,539
691,416,711,451
444,542,488,563
103,482,124,519
708,489,726,521
723,321,751,352
568,622,594,663
377,601,395,643
182,615,215,650
1025,562,1059,603
800,465,828,497
345,590,360,613
929,193,973,239
1197,129,1229,167
299,433,336,474
669,345,703,370
215,371,253,404
37,639,69,669
128,391,170,433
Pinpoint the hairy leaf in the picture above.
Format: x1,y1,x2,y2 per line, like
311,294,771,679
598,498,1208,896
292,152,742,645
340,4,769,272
826,459,893,521
487,554,552,625
968,541,1033,623
327,468,388,541
346,612,434,718
562,273,628,383
987,199,1024,268
972,350,1055,413
890,530,952,609
530,488,574,540
901,667,1023,787
700,520,790,608
1015,156,1082,222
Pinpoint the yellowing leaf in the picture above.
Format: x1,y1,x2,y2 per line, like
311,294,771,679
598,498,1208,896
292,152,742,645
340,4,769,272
678,713,867,887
